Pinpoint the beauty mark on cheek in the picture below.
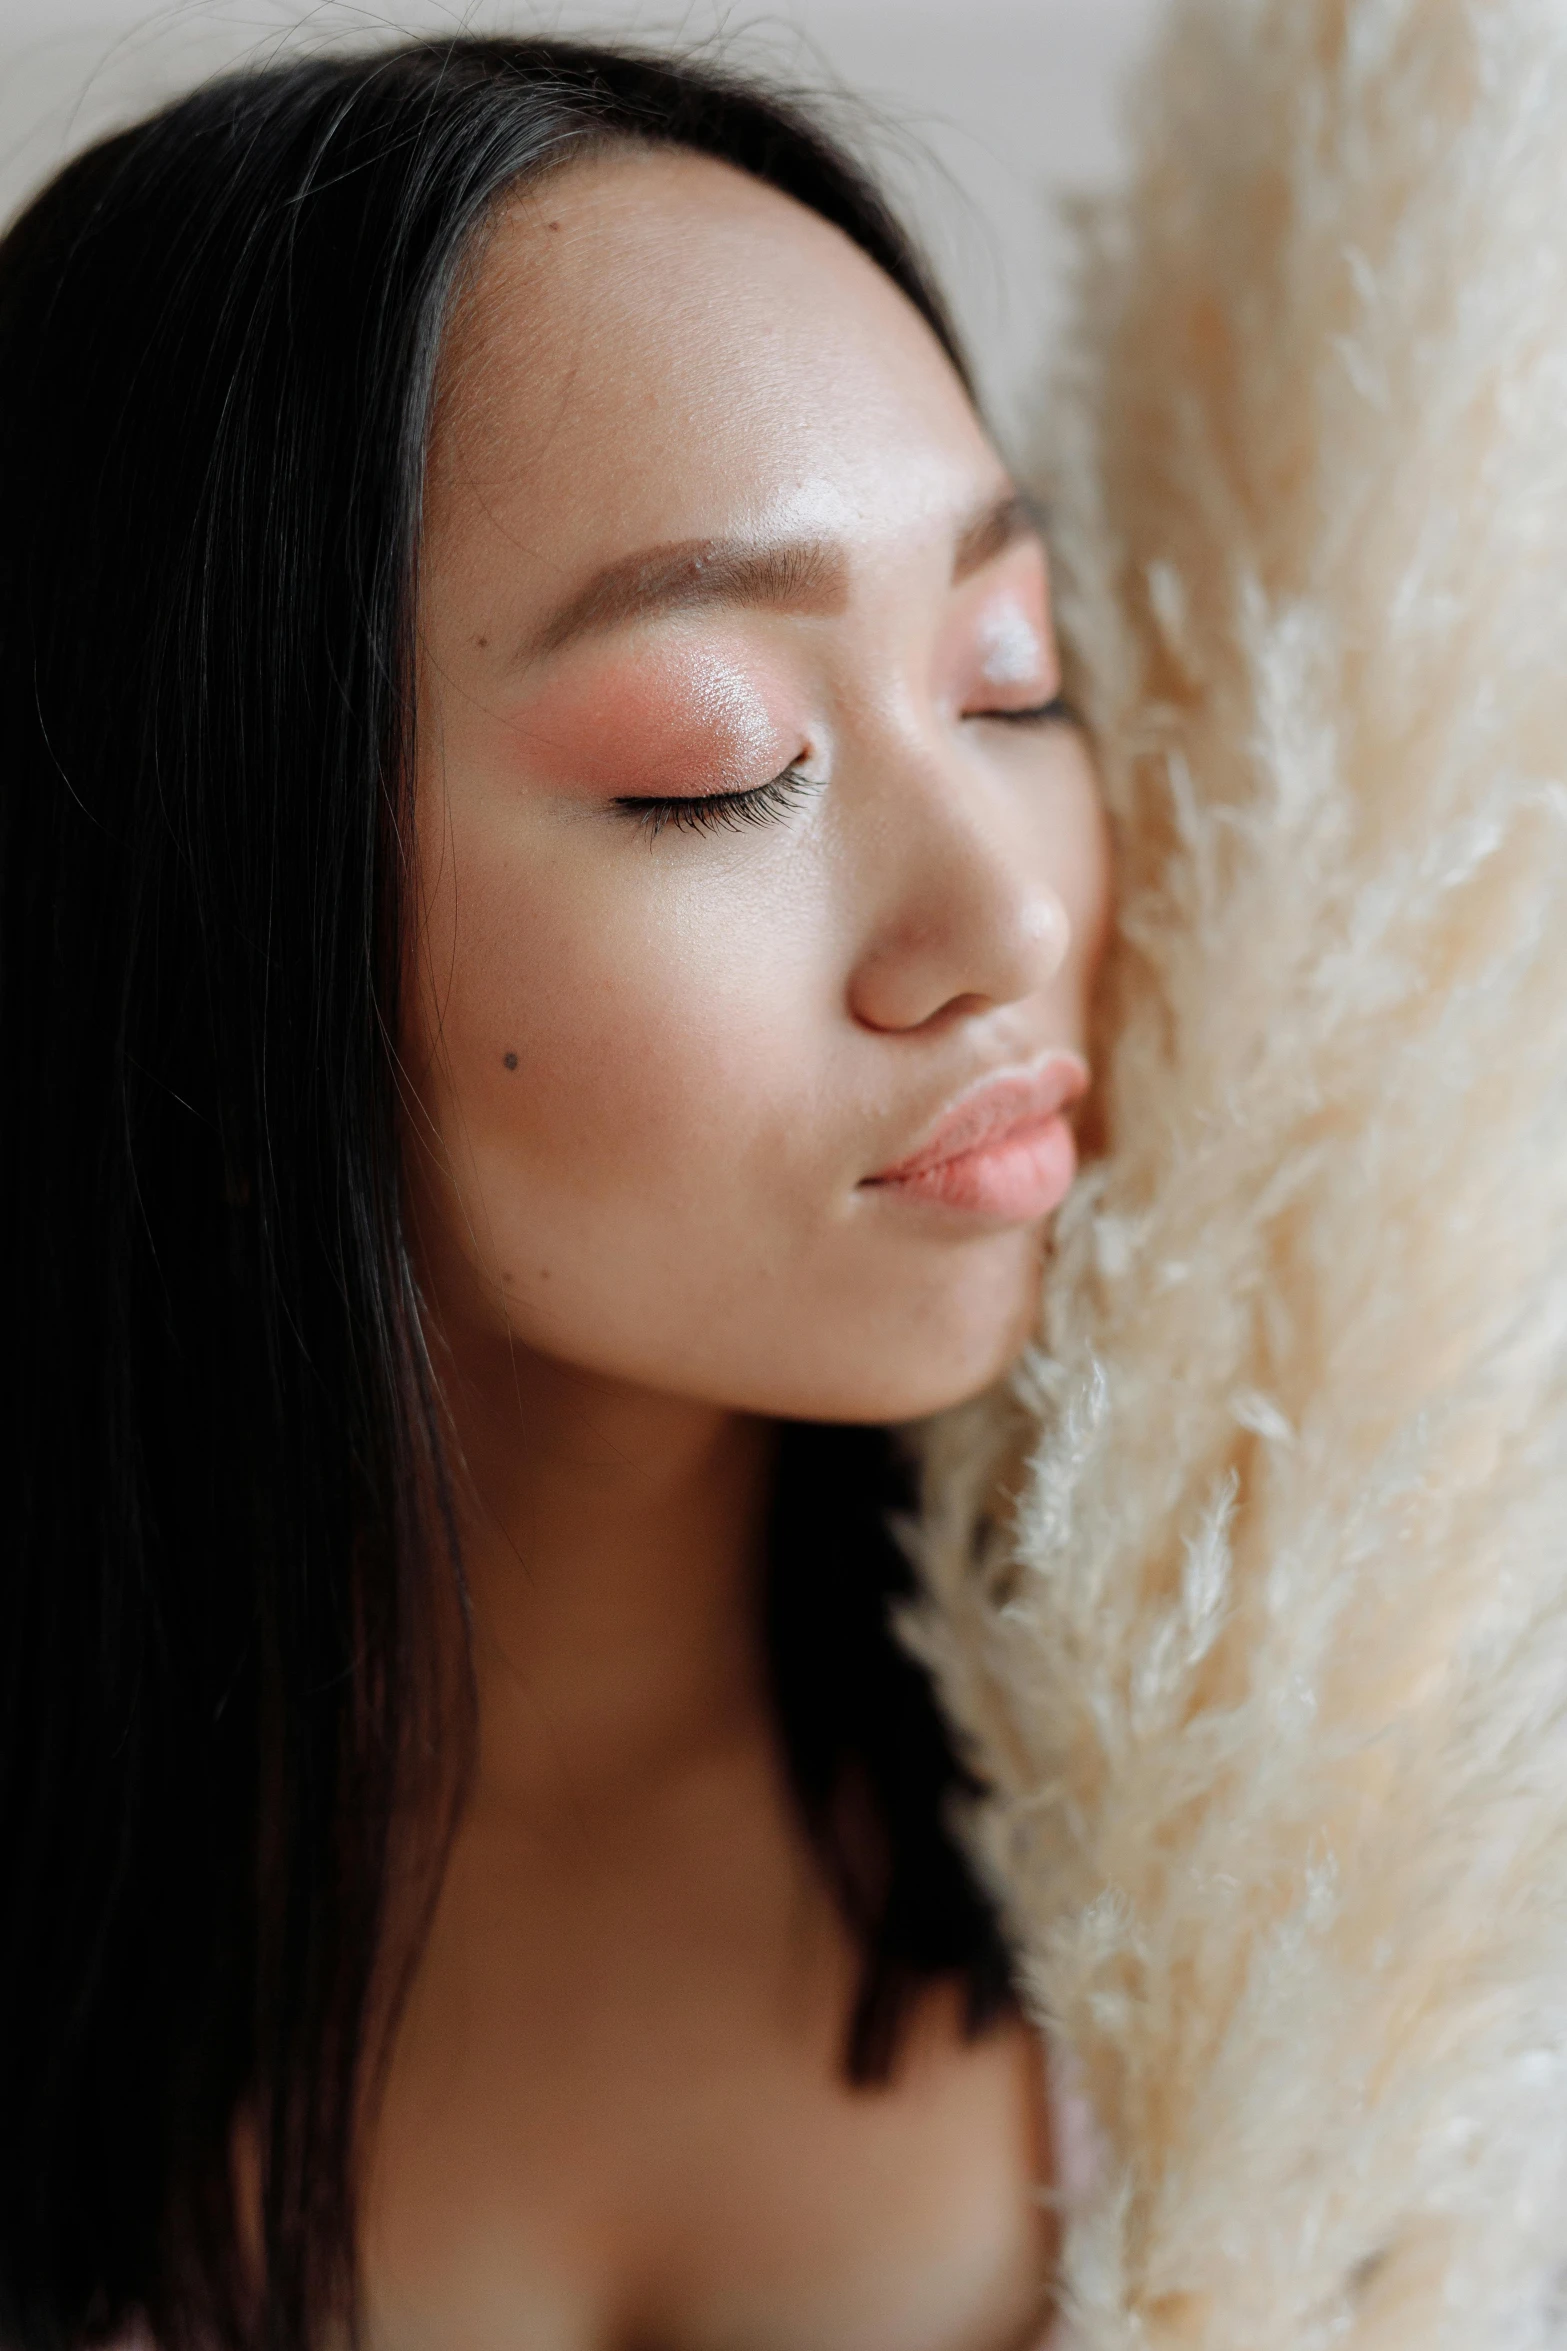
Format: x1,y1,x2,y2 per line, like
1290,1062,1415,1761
510,648,793,798
976,594,1046,688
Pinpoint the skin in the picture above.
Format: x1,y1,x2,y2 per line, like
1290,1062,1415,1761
368,144,1109,2351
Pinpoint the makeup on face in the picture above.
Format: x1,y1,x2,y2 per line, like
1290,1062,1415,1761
494,534,1060,839
975,595,1046,690
940,544,1059,719
408,146,1110,1426
860,1052,1089,1222
504,641,801,805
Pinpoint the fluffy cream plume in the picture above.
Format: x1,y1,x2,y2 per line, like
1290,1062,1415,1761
911,1,1567,2341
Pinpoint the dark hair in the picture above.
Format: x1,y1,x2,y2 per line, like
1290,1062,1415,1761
0,36,1011,2351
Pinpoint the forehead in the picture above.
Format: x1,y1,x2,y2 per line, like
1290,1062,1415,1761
423,145,994,563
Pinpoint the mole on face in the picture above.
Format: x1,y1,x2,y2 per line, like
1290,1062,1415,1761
503,1051,519,1071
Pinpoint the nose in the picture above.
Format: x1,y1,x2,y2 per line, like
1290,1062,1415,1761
846,746,1072,1035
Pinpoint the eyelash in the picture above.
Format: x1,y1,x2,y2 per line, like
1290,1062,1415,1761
611,695,1075,842
614,763,815,841
982,691,1076,727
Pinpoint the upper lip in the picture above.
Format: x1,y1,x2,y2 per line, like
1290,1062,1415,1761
863,1051,1091,1185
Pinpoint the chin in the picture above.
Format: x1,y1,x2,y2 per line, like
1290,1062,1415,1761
799,1282,1042,1427
873,1343,1033,1427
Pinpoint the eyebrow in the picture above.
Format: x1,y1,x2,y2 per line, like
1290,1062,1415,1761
524,487,1041,661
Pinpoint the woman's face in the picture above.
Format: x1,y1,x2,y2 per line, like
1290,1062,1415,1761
406,145,1109,1425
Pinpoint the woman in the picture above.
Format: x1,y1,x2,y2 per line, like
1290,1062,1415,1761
0,36,1108,2351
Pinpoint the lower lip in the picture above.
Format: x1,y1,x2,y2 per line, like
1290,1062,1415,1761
867,1112,1078,1221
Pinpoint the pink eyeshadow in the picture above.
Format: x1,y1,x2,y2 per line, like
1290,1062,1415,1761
944,544,1058,710
505,648,792,798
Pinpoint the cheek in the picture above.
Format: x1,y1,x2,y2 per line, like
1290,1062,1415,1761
408,797,817,1254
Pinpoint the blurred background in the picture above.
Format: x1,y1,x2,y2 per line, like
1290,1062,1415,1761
0,0,1158,454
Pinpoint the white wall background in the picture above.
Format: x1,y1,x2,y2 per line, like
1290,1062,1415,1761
0,0,1158,451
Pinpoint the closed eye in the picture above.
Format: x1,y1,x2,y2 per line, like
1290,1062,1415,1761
971,691,1077,726
614,763,817,841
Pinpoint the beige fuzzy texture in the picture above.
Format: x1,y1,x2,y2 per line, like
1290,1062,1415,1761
909,1,1567,2342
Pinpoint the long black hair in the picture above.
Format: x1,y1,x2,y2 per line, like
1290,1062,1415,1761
0,37,1013,2351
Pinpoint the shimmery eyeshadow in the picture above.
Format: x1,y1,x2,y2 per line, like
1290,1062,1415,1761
506,646,791,799
976,594,1045,687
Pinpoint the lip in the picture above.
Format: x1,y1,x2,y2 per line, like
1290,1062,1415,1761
861,1051,1090,1220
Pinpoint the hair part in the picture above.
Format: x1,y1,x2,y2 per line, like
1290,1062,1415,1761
0,38,1003,2350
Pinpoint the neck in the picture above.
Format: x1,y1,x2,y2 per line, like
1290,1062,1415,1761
436,1334,781,1811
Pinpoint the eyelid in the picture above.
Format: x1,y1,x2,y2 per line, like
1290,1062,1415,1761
971,691,1078,727
613,761,816,841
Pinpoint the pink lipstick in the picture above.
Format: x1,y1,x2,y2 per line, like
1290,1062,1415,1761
862,1052,1090,1221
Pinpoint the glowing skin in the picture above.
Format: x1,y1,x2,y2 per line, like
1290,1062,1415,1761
374,147,1110,2351
405,182,1106,1428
